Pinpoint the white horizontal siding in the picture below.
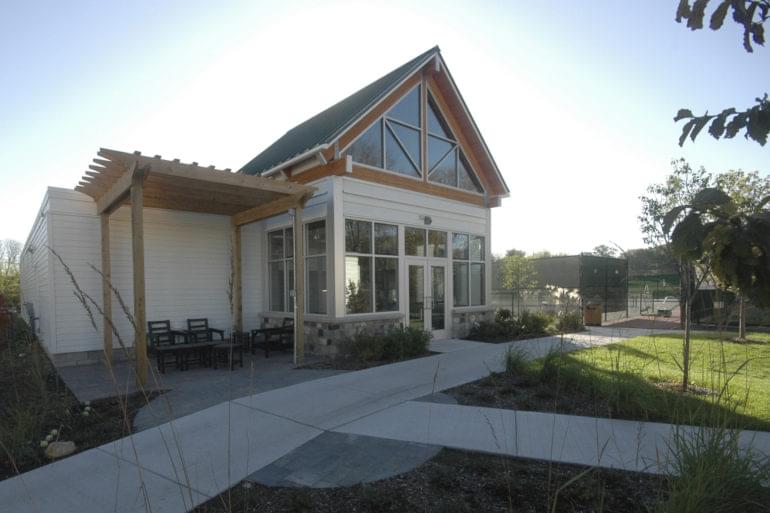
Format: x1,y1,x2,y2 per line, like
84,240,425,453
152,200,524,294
20,192,54,351
46,189,250,354
341,177,488,235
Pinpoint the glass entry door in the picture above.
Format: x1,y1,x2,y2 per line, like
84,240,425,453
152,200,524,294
408,261,448,338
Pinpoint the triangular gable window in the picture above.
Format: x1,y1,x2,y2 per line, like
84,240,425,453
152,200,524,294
348,85,422,178
346,86,484,194
427,94,483,193
388,87,420,127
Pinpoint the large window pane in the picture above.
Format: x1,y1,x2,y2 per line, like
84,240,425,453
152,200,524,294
470,235,485,261
452,233,469,260
345,256,372,314
405,227,425,256
387,85,420,127
307,256,327,314
390,122,421,172
429,149,457,187
428,230,447,258
453,262,469,307
458,153,483,193
349,120,383,168
374,223,398,255
375,258,399,312
269,261,285,312
345,219,371,254
471,263,485,306
268,230,284,260
428,136,453,171
385,125,420,178
307,221,325,256
428,96,452,139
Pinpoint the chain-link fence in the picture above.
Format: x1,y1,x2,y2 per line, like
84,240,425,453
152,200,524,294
491,254,629,321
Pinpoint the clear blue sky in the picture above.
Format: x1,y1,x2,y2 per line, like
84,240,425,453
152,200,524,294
1,0,767,254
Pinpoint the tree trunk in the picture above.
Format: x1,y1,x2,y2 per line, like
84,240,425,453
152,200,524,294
683,296,691,393
681,261,692,393
738,294,747,340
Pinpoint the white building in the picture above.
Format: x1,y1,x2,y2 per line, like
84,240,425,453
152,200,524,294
20,46,509,369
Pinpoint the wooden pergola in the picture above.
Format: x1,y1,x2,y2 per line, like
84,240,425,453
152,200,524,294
76,148,316,385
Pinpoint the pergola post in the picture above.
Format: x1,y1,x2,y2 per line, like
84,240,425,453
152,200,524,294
232,223,242,332
100,213,112,366
293,205,305,366
131,169,148,386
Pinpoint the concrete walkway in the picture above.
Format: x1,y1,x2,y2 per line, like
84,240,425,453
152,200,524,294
336,401,770,475
0,328,694,513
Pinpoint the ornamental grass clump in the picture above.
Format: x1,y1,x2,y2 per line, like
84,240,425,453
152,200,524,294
657,425,770,513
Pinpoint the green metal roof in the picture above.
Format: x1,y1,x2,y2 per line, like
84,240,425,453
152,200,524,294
239,46,440,176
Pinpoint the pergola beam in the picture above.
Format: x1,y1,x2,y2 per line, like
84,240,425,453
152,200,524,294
97,161,137,214
232,194,304,226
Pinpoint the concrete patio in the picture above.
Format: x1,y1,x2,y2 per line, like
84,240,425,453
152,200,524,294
4,327,732,513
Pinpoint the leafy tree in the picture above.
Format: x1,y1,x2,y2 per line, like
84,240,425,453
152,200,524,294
674,0,769,146
592,244,618,257
715,169,770,211
498,250,538,315
665,187,770,390
0,239,21,310
639,159,714,249
639,159,712,323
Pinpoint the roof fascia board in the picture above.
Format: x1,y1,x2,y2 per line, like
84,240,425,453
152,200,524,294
256,144,330,177
434,54,509,194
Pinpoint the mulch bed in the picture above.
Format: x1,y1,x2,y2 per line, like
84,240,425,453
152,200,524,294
193,448,665,513
0,320,160,481
447,370,611,419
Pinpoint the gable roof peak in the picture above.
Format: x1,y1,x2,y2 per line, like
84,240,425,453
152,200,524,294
239,46,441,176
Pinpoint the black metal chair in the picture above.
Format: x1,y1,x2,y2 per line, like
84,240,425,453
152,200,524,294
180,318,223,369
186,318,225,342
147,320,187,373
212,331,246,370
250,318,293,358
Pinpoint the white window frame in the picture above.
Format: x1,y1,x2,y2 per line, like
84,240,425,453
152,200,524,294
344,218,400,315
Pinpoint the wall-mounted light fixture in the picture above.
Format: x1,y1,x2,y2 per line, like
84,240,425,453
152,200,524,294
423,216,432,226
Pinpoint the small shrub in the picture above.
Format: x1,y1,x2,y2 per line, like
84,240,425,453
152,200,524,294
556,311,584,333
467,320,519,342
382,325,431,360
345,325,430,362
504,345,529,375
495,308,513,322
657,426,770,513
348,332,388,361
518,311,551,335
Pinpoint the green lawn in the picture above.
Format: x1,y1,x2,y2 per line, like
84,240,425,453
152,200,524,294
534,331,770,430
